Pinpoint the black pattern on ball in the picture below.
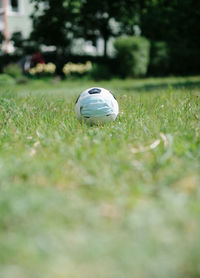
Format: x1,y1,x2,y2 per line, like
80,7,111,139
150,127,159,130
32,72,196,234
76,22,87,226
75,94,81,104
88,88,101,94
109,91,117,100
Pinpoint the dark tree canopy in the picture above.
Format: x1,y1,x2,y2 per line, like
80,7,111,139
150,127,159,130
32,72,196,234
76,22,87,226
30,0,138,57
78,0,138,57
139,0,200,74
30,0,200,73
140,0,200,44
30,0,82,54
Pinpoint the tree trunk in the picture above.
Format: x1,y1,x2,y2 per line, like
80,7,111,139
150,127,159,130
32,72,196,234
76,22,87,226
104,38,107,58
3,0,9,53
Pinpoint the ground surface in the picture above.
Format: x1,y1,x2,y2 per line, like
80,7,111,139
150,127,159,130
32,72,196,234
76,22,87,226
0,76,200,278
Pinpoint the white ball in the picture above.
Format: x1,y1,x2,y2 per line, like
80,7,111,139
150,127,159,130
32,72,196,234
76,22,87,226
75,87,119,124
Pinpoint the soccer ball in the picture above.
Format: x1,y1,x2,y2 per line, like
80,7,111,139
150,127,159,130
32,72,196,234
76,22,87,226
75,87,119,124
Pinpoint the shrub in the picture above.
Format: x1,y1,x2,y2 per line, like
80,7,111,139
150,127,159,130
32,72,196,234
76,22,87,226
148,41,170,76
3,63,22,79
0,74,15,86
114,36,150,78
90,63,112,80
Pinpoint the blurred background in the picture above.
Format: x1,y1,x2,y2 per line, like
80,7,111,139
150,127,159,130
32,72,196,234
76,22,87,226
0,0,200,81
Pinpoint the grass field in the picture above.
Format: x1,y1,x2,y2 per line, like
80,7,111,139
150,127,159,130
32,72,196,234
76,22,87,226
0,76,200,278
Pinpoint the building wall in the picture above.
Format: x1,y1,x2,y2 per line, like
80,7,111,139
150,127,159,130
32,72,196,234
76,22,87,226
0,0,33,38
7,0,33,38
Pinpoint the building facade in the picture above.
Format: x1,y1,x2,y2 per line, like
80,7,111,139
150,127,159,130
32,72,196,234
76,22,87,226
0,0,33,52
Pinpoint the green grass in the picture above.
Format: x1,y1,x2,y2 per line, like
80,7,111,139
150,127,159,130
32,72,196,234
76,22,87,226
0,76,200,278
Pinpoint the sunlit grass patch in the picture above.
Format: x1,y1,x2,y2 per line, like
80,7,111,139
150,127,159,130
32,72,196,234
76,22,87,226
0,76,200,278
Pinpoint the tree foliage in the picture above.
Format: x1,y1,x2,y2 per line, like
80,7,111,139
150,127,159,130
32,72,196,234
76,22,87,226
30,0,82,54
140,0,200,74
30,0,200,74
30,0,138,57
78,0,138,57
140,0,200,44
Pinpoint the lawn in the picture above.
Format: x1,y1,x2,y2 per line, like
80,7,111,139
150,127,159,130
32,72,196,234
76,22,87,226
0,76,200,278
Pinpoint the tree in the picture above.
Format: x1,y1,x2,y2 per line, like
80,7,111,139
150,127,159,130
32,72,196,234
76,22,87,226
30,0,82,54
30,0,138,57
0,32,4,52
78,0,138,57
139,0,200,74
140,0,200,43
